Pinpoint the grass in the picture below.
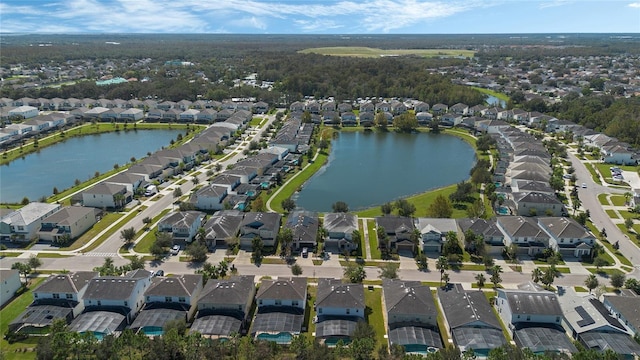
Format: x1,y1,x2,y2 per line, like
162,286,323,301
304,286,317,340
0,252,21,257
483,290,512,342
0,277,45,360
258,258,288,265
80,207,147,253
600,239,633,267
267,151,329,213
586,163,602,185
132,208,172,253
366,220,381,260
605,210,619,219
35,253,71,258
533,259,566,265
58,213,123,251
312,259,323,266
619,210,640,220
339,259,399,267
456,264,486,271
364,288,386,350
432,290,450,346
586,268,625,277
622,266,634,272
597,194,610,206
537,266,571,274
610,195,627,207
298,46,475,58
574,286,589,292
509,265,523,272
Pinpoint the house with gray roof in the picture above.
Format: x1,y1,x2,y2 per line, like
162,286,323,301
194,184,228,211
252,277,307,344
82,182,130,209
239,212,281,248
0,270,21,307
457,218,505,246
558,290,640,358
537,217,594,258
512,192,565,217
203,210,244,249
315,278,365,346
375,216,416,254
438,284,506,356
36,206,99,243
383,279,442,353
0,202,61,241
511,180,554,196
191,275,255,339
157,211,205,243
285,211,318,251
496,216,550,256
603,294,640,337
323,212,359,252
495,286,576,354
414,218,457,253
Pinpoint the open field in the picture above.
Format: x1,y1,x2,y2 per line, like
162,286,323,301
298,47,474,58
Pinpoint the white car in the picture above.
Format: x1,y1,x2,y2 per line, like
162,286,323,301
170,245,180,255
581,183,587,188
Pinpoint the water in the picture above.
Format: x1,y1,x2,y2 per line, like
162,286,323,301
295,131,475,212
0,129,183,203
486,95,506,108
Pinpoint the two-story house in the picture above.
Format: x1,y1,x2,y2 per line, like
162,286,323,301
239,212,282,248
383,279,442,353
190,275,255,339
0,270,21,307
323,212,359,252
315,278,365,346
414,218,457,254
157,211,205,243
0,202,61,242
81,183,131,209
537,217,594,258
203,210,244,250
252,277,307,344
285,211,318,251
37,206,99,243
194,184,228,211
602,294,640,337
496,216,551,256
375,216,415,254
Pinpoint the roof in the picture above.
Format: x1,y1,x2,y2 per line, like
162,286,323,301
498,216,548,239
437,284,502,330
256,277,307,302
513,325,577,354
514,192,563,205
84,277,145,301
190,314,242,336
383,279,436,317
285,211,319,245
69,311,126,334
558,292,626,334
40,206,98,226
9,305,74,332
145,274,202,298
130,308,187,331
323,213,358,234
204,211,244,241
388,326,442,348
83,182,126,196
198,275,255,306
415,218,458,235
1,202,60,227
500,289,562,317
375,216,415,235
316,278,364,310
196,184,228,198
537,217,593,240
579,331,640,355
252,308,304,335
452,327,507,351
35,271,98,294
603,295,640,331
315,318,359,338
241,212,281,232
159,211,204,228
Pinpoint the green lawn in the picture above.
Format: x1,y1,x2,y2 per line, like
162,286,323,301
304,286,317,341
58,213,124,251
605,210,619,219
600,239,633,267
610,195,627,206
597,194,610,206
586,164,602,184
483,291,512,342
619,210,640,220
364,288,387,350
131,209,172,253
432,290,450,346
0,278,45,360
587,268,626,277
537,266,571,274
574,286,589,293
35,253,71,258
366,220,381,260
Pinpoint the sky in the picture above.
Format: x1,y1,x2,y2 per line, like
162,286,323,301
1,0,639,34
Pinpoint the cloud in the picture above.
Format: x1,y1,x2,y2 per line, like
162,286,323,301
294,20,345,32
230,16,268,30
539,0,574,9
629,2,640,7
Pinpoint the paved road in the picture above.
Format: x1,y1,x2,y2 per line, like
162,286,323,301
567,151,640,268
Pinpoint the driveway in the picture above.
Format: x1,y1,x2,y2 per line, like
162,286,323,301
622,170,640,190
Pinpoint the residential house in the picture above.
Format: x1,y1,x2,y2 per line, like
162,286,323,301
197,109,218,123
450,103,469,116
315,278,365,346
9,271,98,334
239,212,282,248
36,206,99,243
0,202,61,241
537,217,594,258
210,174,242,193
414,218,458,253
82,183,130,209
602,294,640,337
496,216,550,256
440,113,463,127
375,216,416,254
157,211,205,243
415,112,433,126
558,291,640,358
0,270,21,307
414,101,429,113
438,284,506,356
602,144,636,166
8,106,39,119
253,101,268,114
105,172,145,193
203,210,244,249
511,180,554,197
431,103,448,115
225,166,258,184
252,277,307,344
383,279,442,353
495,285,576,354
323,212,359,251
359,102,374,113
512,192,565,217
194,184,228,211
190,275,255,339
285,211,318,251
131,274,204,335
468,104,486,116
358,112,374,127
337,103,352,113
120,108,144,121
179,109,200,123
457,218,505,246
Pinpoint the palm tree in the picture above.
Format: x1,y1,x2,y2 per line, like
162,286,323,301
624,191,632,205
475,273,486,290
436,256,449,286
531,268,543,283
584,274,599,294
490,265,502,289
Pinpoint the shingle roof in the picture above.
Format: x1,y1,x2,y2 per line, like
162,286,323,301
438,284,501,330
501,289,562,316
84,277,145,301
316,278,364,309
323,213,358,234
1,202,60,227
198,275,255,306
256,277,307,302
35,271,98,294
145,274,202,298
603,295,640,332
498,216,548,239
538,217,593,240
383,279,435,317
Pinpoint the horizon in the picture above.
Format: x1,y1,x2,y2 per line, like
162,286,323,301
1,0,639,34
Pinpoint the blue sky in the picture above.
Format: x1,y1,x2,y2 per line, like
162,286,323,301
1,0,639,34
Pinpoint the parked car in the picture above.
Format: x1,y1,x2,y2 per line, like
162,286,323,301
171,244,180,255
581,183,587,188
301,247,309,258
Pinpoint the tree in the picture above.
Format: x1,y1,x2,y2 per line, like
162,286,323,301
191,177,199,185
436,256,449,286
625,217,634,229
332,201,349,213
531,267,543,283
394,198,416,217
427,194,453,218
21,197,30,205
252,197,266,212
291,263,303,276
374,112,388,129
415,253,428,271
611,273,626,290
392,112,418,132
442,272,451,287
251,236,264,265
173,187,183,199
185,241,208,263
343,261,366,283
475,273,486,290
27,255,42,273
490,265,502,288
278,228,294,259
281,197,296,213
584,274,599,294
120,227,136,246
128,255,145,270
142,216,152,229
11,262,31,285
379,263,399,279
541,266,558,289
381,202,393,215
593,256,608,270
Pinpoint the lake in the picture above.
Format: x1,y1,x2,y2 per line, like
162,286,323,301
294,131,476,212
486,95,506,108
0,129,183,203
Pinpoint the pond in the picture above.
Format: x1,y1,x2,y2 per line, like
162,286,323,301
0,129,183,203
486,95,506,108
294,131,476,212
